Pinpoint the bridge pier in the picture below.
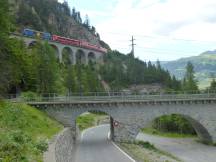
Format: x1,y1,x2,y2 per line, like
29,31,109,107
72,55,76,65
113,122,139,142
200,120,216,144
58,46,63,63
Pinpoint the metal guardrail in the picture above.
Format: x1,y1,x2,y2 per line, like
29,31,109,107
6,92,216,103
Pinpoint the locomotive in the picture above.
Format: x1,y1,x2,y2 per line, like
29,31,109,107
22,28,107,53
22,29,51,40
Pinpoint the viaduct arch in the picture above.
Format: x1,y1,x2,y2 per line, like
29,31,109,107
34,100,216,144
88,52,96,63
12,35,105,65
62,46,74,65
76,49,87,65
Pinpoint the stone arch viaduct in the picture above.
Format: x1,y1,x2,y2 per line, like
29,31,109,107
26,94,216,144
11,34,105,65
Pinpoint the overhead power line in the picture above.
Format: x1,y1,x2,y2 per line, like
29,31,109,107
106,32,216,43
110,43,205,54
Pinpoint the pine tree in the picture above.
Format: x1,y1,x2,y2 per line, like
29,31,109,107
76,12,82,23
209,78,216,91
0,0,14,94
72,7,76,18
182,62,198,92
65,65,77,93
32,42,59,93
62,1,70,16
84,14,90,29
80,67,89,95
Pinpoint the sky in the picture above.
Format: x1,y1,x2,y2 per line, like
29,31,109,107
58,0,216,61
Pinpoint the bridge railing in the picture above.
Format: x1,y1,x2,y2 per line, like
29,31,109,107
5,91,216,103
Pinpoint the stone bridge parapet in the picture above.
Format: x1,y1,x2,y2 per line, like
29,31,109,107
18,93,216,144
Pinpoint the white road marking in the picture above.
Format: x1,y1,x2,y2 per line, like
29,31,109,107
108,131,136,162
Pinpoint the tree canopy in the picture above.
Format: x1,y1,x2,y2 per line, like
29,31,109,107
182,62,198,91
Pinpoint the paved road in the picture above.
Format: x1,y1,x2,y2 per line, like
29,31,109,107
73,125,134,162
137,133,216,162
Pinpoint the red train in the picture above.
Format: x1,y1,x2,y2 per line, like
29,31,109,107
52,35,107,53
23,29,107,53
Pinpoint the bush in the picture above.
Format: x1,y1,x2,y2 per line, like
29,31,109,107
20,92,39,101
0,102,62,161
10,131,31,144
0,136,25,161
34,139,48,152
135,141,156,150
153,114,196,135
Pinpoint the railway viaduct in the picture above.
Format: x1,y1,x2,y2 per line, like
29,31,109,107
22,93,216,144
11,34,105,65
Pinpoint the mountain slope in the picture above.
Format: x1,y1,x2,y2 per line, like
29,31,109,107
162,50,216,88
10,0,109,48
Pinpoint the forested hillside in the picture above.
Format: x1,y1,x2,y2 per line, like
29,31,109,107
10,0,107,47
100,51,181,91
0,0,184,96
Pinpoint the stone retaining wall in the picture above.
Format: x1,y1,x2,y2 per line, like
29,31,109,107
44,128,74,162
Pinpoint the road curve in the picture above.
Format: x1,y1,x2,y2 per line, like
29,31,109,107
73,124,134,162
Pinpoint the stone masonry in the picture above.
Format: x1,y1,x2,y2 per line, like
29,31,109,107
44,128,74,162
34,100,216,144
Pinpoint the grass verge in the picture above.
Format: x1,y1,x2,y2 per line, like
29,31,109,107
0,101,63,162
76,112,109,131
119,141,181,162
142,127,196,138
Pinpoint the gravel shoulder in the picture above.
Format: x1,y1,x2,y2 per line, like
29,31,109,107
137,133,216,162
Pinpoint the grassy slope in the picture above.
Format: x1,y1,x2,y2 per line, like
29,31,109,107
119,142,181,162
0,101,63,162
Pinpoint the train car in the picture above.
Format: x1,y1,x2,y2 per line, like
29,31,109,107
80,40,98,51
80,40,107,53
22,28,36,37
52,35,80,46
22,28,107,53
99,47,108,53
80,40,90,48
22,28,51,41
42,32,52,40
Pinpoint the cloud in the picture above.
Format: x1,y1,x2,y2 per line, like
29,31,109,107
93,0,216,61
56,0,216,61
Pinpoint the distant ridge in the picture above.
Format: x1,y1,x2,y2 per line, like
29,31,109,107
161,50,216,88
201,50,216,55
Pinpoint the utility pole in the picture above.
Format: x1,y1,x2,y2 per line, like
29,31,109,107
130,36,137,91
130,36,136,57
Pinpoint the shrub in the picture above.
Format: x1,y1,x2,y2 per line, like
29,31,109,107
20,92,39,101
10,131,31,144
34,139,48,152
135,141,156,150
